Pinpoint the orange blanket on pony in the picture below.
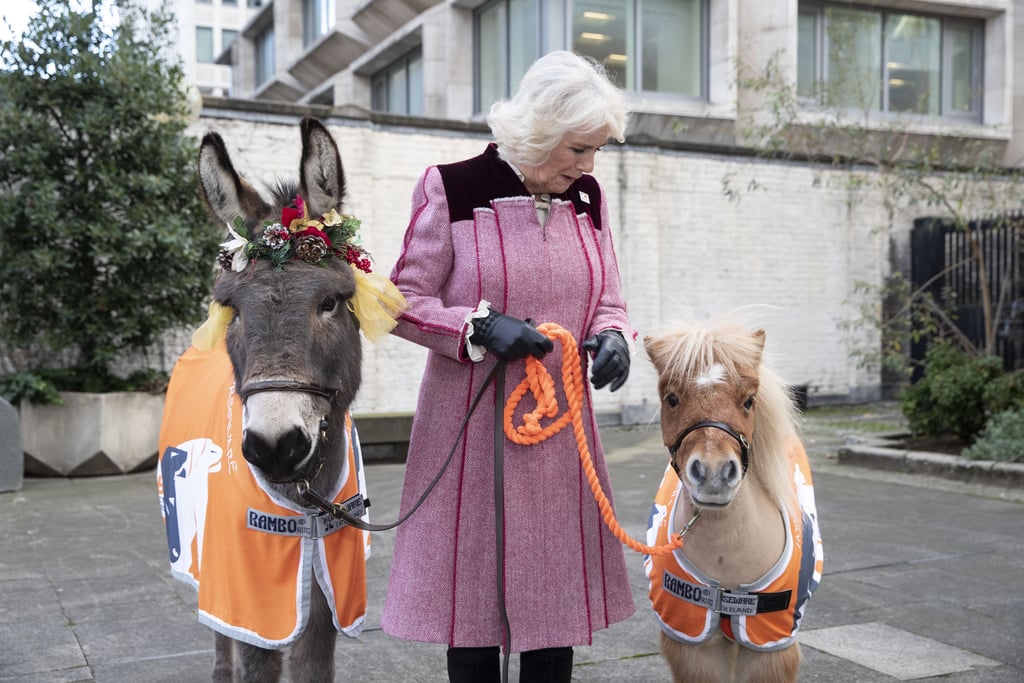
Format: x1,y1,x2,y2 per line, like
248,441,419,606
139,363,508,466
156,340,370,649
644,439,823,652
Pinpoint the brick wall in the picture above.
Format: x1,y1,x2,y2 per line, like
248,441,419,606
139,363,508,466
179,110,903,423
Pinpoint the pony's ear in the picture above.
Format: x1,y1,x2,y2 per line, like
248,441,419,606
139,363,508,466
643,334,670,376
198,131,269,236
299,117,346,218
752,329,766,353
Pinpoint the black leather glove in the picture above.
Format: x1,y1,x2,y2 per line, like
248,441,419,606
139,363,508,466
582,330,630,391
469,309,553,362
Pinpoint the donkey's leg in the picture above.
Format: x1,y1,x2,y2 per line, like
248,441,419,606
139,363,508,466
212,633,234,682
233,641,283,683
735,642,801,683
289,581,337,683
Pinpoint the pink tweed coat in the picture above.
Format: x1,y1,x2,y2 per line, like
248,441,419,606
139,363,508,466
381,144,636,652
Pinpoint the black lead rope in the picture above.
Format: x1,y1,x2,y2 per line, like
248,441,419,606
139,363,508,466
299,359,507,532
494,364,512,683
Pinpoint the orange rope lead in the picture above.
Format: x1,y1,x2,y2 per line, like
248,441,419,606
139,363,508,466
503,322,684,556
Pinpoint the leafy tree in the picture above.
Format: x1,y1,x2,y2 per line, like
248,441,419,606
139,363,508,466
0,0,218,401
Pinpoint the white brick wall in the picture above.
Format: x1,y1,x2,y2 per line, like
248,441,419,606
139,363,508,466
181,114,913,421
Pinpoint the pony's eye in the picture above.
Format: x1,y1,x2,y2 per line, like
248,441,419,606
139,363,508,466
318,295,339,315
743,395,756,410
664,393,679,408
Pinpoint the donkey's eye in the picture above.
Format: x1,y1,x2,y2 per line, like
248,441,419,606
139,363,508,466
664,392,679,408
318,295,339,315
743,395,756,410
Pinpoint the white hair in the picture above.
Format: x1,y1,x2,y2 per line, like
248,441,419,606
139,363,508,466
487,51,628,167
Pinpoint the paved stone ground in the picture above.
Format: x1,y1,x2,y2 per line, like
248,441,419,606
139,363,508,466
1,403,1022,682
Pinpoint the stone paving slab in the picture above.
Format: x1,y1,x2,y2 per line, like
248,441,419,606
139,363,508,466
800,622,1001,680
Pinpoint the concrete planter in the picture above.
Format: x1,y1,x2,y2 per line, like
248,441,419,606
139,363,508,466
20,391,165,476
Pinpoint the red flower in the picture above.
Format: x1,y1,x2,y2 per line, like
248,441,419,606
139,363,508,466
294,226,332,247
280,195,305,229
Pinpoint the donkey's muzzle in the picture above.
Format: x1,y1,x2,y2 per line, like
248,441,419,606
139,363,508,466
242,426,314,481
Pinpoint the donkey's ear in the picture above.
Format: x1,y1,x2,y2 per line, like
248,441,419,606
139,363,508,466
299,117,346,217
198,131,269,234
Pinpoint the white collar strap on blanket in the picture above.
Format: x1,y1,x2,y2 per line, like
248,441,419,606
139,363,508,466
246,493,367,539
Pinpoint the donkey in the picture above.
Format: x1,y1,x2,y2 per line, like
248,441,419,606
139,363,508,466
158,117,384,682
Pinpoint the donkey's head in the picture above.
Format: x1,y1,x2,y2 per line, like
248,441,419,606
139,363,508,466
198,117,362,483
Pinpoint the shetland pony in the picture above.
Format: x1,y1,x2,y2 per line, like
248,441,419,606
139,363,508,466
643,321,823,683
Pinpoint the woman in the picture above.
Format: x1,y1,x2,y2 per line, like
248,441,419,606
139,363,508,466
383,51,635,682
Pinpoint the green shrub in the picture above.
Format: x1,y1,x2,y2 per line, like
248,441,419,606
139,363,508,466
0,0,218,400
984,369,1024,416
962,409,1024,462
900,341,1005,441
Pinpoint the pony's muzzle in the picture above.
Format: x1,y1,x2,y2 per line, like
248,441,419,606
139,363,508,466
679,450,744,506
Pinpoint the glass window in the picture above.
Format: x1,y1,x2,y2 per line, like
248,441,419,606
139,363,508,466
798,3,983,120
303,0,335,48
247,0,263,7
196,27,214,64
371,48,424,116
797,10,818,99
886,14,940,115
573,0,704,95
475,0,540,113
223,0,238,6
222,29,239,53
255,26,275,86
945,22,982,117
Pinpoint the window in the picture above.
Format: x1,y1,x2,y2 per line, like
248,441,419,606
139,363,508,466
474,0,706,113
255,26,275,86
223,0,238,6
247,0,263,7
371,49,424,116
475,0,540,113
798,3,983,120
573,0,706,96
222,29,239,53
196,27,214,64
303,0,335,48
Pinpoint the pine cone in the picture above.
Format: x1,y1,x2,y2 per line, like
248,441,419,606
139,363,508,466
295,235,329,263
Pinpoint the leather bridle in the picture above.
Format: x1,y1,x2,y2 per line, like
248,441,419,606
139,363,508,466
667,420,751,478
236,379,339,483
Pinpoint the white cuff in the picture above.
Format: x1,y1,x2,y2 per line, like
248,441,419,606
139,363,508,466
463,300,492,363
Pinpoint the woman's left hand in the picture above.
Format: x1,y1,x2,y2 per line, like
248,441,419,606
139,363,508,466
582,330,630,392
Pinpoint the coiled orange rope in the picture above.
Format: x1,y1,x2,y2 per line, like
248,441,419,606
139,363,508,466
502,322,684,556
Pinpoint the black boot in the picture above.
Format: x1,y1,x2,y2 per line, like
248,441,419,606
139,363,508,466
519,647,573,683
447,646,500,683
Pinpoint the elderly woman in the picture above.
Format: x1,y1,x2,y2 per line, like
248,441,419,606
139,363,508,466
382,51,635,682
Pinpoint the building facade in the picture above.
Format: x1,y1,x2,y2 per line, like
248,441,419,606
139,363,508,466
165,0,1024,423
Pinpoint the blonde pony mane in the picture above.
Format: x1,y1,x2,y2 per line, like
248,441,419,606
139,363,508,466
648,319,800,517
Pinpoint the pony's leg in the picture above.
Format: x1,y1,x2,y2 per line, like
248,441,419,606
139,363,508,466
212,632,233,682
288,582,337,683
660,631,736,682
233,641,283,683
735,643,801,683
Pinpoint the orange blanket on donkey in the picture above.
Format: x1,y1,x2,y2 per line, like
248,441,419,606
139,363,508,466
156,340,370,649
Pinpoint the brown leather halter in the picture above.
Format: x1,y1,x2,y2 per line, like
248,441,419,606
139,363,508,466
668,420,751,477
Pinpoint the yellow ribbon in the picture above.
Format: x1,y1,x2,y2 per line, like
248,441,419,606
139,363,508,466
190,267,406,350
192,301,234,350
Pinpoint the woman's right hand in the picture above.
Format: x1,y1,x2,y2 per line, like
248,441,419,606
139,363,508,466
470,310,553,361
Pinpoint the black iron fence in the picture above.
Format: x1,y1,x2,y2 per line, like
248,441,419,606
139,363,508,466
910,213,1024,373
